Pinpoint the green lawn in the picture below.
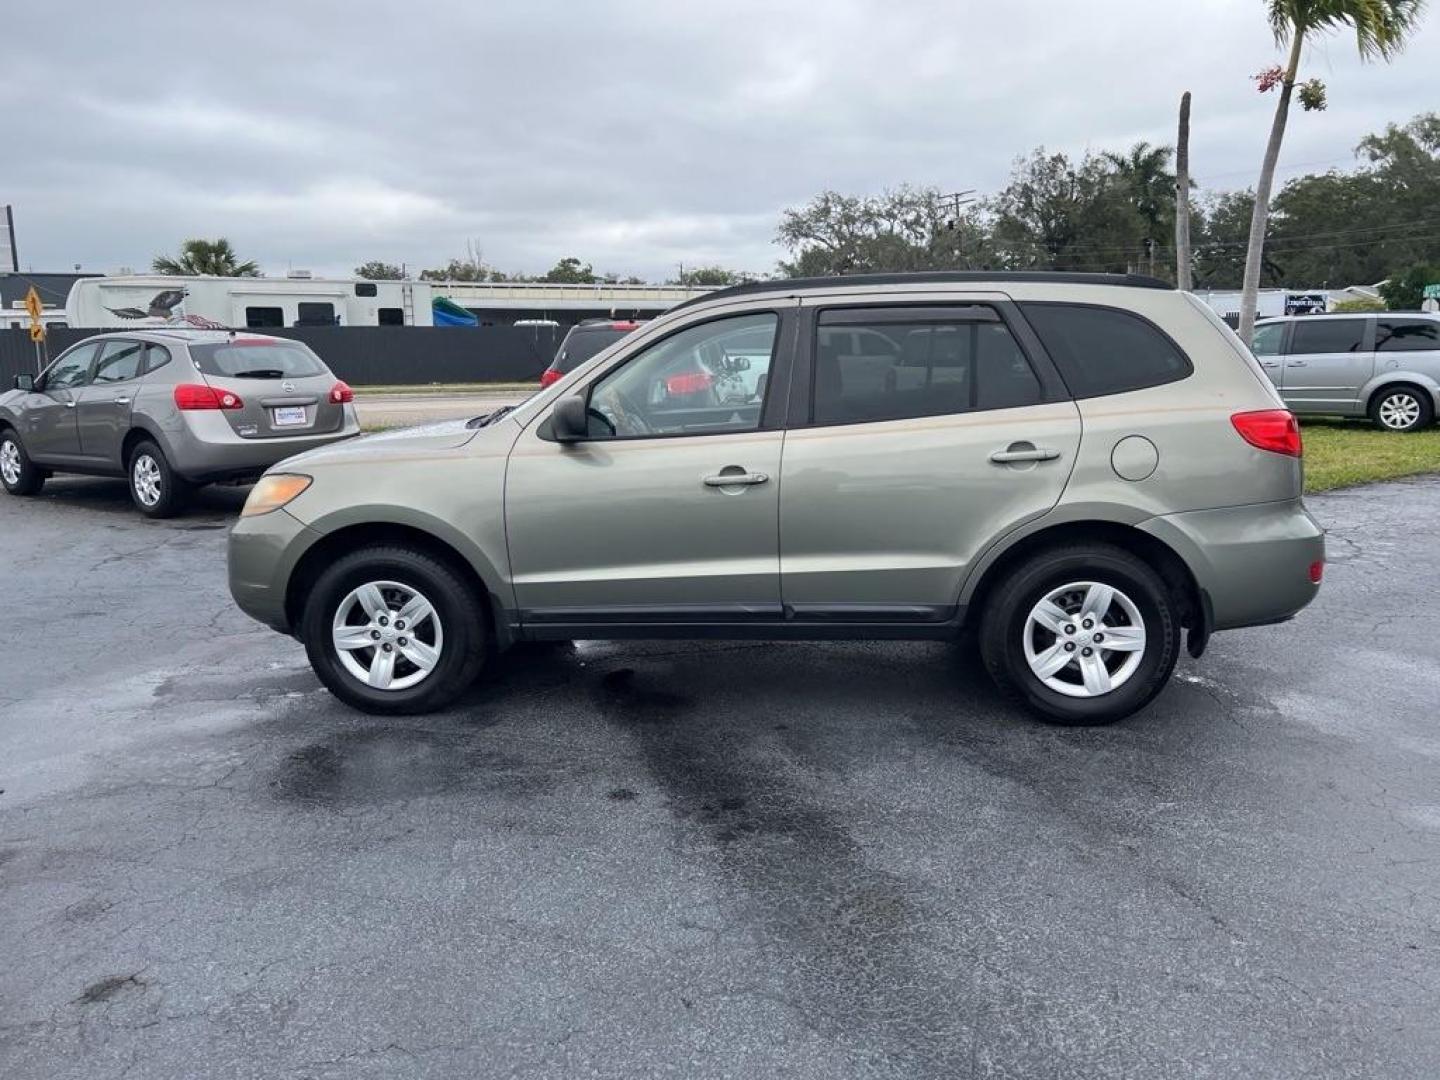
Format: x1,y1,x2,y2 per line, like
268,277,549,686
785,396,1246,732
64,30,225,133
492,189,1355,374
353,382,538,396
1303,418,1440,493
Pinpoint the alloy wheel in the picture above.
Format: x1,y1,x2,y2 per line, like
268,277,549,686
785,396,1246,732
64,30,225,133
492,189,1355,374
1023,580,1147,698
132,454,162,507
0,440,20,486
1378,392,1422,431
331,580,444,691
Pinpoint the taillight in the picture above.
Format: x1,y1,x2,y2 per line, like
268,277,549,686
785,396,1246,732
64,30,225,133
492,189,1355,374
1231,409,1301,457
665,371,714,396
540,369,562,388
1309,560,1324,584
174,383,243,410
329,381,354,404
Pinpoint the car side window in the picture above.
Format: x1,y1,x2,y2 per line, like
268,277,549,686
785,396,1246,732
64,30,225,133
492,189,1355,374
1375,319,1440,353
41,343,99,391
92,340,145,384
143,343,172,374
1289,319,1366,354
583,312,777,439
812,308,1040,425
1019,303,1191,398
1251,323,1284,356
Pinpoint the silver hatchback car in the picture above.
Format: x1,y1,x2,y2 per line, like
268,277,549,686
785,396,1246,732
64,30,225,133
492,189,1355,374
229,272,1325,725
0,330,360,516
1251,312,1440,431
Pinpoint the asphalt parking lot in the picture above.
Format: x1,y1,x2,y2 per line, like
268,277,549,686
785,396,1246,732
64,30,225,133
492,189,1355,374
2,476,1439,1079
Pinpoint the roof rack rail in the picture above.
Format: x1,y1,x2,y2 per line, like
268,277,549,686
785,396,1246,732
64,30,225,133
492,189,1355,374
671,271,1173,312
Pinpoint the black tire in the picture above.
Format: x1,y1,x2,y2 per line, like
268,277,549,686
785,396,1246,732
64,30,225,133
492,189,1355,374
300,545,489,715
0,429,45,496
128,439,191,518
1369,384,1434,433
979,544,1181,726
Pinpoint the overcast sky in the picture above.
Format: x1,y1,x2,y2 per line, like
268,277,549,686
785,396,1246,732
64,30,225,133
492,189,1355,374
3,0,1436,281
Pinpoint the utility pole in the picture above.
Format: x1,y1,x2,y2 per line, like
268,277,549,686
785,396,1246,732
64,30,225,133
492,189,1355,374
3,205,18,272
937,190,977,267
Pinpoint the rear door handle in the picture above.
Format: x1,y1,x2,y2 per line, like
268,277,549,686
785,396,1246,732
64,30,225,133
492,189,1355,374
64,400,76,408
1288,360,1308,368
113,396,131,405
703,470,769,487
989,445,1060,464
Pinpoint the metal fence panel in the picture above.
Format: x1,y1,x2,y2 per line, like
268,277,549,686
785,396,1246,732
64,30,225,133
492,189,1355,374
0,326,563,386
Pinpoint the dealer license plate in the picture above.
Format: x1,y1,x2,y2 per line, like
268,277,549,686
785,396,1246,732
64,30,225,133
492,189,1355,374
272,406,308,427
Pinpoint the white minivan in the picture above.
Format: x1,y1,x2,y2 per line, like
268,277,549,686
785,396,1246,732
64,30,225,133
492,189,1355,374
1252,312,1440,431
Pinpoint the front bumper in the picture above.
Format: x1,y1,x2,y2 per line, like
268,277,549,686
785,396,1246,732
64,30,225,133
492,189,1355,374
170,407,361,483
228,507,321,633
1140,498,1325,632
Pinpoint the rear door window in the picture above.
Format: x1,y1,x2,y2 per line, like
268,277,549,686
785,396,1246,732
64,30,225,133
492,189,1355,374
189,341,328,379
1289,319,1367,354
813,307,1041,425
1375,319,1440,352
92,340,145,383
143,343,171,374
1019,303,1191,398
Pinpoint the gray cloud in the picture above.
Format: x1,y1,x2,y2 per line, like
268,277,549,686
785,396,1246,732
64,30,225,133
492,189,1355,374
4,0,1436,279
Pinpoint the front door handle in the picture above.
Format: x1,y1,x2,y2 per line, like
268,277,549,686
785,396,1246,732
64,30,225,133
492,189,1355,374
703,469,769,487
989,445,1060,464
64,400,76,408
113,396,131,405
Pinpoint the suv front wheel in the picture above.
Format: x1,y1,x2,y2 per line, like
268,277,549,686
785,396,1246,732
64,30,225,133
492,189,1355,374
0,430,45,496
980,544,1181,725
300,545,489,715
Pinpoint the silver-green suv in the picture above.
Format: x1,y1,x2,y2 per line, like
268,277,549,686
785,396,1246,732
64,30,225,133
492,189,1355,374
228,272,1325,725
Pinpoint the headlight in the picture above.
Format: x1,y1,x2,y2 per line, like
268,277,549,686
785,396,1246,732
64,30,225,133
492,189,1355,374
241,473,312,517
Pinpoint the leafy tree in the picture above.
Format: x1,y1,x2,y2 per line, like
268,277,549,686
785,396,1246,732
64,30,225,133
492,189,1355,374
153,238,259,277
419,256,507,282
1331,297,1385,311
671,265,750,287
776,186,989,276
1378,263,1440,309
1237,0,1427,344
541,257,599,284
986,150,1148,274
354,260,406,280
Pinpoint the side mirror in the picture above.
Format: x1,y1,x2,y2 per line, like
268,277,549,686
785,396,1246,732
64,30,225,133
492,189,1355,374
14,374,34,392
551,394,589,443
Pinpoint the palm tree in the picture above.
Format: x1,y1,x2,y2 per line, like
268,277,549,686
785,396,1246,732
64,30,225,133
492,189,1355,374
152,238,259,277
1237,0,1426,344
1175,92,1194,291
1103,142,1176,276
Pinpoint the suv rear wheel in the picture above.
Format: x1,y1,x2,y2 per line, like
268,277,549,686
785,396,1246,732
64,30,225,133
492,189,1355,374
300,545,488,715
128,440,191,518
980,544,1181,725
1369,385,1433,433
0,430,45,496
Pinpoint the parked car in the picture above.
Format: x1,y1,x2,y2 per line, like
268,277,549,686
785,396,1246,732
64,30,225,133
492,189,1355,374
539,319,643,387
1251,312,1440,431
229,271,1324,725
0,330,361,517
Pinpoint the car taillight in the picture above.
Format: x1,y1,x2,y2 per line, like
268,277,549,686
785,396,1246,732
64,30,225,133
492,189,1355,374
329,381,354,404
174,384,243,410
665,371,714,396
540,369,562,388
1231,409,1301,457
1309,560,1324,584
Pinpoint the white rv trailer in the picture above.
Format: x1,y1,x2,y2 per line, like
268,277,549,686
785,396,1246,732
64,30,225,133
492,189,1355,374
65,275,716,330
65,275,435,329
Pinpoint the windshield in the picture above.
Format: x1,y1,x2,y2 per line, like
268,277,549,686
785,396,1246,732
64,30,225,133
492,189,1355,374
189,341,328,379
554,328,630,373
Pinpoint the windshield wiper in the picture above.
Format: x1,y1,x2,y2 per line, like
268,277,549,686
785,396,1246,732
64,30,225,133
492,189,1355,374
228,369,288,378
467,405,515,429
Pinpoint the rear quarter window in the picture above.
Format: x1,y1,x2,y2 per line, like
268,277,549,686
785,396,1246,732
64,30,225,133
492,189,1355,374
1019,303,1192,398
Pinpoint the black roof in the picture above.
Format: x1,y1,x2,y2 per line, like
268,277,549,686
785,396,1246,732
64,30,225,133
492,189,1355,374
672,271,1173,312
0,271,101,309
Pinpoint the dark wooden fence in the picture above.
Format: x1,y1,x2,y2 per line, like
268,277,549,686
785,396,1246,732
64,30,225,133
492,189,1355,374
0,325,565,387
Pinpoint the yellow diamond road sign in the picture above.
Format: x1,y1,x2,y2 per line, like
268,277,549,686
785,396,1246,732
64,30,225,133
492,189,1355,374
30,322,46,343
24,286,43,321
